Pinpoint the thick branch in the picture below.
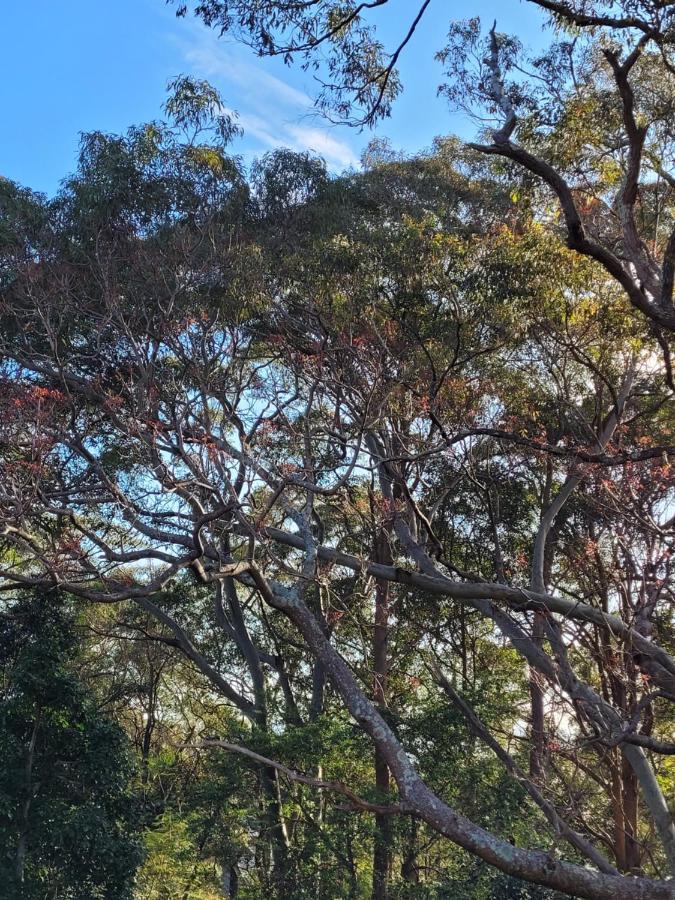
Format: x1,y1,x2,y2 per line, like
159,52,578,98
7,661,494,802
249,565,674,899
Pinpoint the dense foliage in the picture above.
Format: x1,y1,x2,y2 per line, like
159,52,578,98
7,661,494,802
0,592,141,899
1,2,675,898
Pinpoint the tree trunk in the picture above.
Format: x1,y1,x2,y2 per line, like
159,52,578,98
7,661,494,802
401,819,419,883
611,758,628,872
261,578,674,900
372,527,392,900
222,863,238,897
259,767,290,895
16,713,40,884
529,611,546,778
622,756,640,872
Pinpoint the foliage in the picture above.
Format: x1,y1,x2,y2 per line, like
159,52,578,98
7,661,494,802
1,33,675,898
0,592,141,899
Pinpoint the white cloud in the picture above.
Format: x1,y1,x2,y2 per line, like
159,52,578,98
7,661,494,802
167,24,360,172
183,42,313,111
286,124,359,168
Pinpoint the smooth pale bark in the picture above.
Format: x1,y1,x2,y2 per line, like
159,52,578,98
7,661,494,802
528,611,546,778
247,525,675,686
249,568,675,900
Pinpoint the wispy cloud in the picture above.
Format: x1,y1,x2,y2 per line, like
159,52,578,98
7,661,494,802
167,25,360,171
286,124,359,168
183,43,313,110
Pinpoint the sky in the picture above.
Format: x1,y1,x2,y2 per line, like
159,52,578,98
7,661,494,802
0,1,551,196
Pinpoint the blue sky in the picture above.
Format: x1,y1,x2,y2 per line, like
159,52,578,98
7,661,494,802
1,1,549,195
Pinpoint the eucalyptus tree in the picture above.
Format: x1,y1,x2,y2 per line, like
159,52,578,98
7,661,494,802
2,70,675,898
162,4,675,892
171,1,675,336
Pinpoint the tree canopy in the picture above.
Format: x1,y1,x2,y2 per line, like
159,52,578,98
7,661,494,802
1,4,675,898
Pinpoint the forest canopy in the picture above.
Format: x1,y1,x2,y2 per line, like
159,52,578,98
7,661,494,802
1,2,675,898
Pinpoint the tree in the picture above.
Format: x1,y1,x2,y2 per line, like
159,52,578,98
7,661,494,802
1,78,675,898
0,590,141,899
439,4,675,338
172,1,675,335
